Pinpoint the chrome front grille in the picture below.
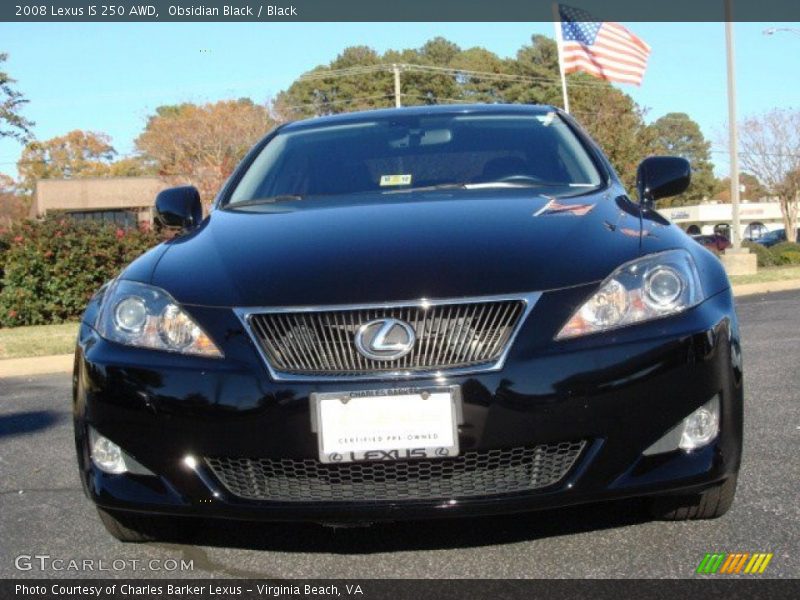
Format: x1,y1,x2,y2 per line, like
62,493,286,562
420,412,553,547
205,441,586,503
239,295,536,379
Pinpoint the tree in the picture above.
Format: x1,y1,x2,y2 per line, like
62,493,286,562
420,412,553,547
16,130,156,192
503,35,562,105
276,39,517,118
0,173,28,227
649,113,717,206
135,99,274,205
777,167,800,239
275,36,559,118
450,47,515,103
274,46,394,119
714,172,768,202
419,37,460,65
107,156,156,178
1,53,33,143
568,74,656,190
738,109,800,242
17,130,117,192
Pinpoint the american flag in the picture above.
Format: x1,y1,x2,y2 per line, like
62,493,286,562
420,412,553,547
558,4,651,86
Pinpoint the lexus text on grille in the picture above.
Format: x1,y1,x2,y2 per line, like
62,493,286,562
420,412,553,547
73,104,743,541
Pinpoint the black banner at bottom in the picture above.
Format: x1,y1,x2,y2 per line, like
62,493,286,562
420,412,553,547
2,579,799,600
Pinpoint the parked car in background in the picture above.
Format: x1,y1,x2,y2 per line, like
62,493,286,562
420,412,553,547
692,234,732,254
73,104,742,542
755,228,800,248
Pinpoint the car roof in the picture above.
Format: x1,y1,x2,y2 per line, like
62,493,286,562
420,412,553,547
281,103,559,132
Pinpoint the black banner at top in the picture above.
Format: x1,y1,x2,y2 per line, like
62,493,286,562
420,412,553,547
2,0,800,22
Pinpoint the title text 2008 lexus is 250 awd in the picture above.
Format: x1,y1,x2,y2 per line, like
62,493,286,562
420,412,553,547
73,104,742,542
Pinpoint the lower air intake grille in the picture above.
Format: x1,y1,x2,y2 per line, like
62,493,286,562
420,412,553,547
205,441,586,503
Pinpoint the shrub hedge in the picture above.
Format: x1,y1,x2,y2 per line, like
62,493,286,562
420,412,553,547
768,241,800,265
0,217,159,327
742,241,779,268
723,240,800,268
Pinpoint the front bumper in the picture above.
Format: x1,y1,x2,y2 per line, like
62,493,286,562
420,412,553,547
73,287,743,523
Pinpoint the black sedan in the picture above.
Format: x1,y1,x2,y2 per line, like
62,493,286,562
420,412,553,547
73,104,743,542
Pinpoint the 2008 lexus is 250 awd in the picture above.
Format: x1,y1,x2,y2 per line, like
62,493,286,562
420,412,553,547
73,104,742,541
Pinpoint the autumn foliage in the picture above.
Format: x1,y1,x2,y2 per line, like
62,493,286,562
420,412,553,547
135,99,275,206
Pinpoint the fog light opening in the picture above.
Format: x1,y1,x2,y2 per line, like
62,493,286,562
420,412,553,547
643,395,720,456
89,428,128,474
679,395,720,451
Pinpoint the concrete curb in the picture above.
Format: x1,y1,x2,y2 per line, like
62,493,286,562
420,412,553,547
2,280,800,378
0,354,73,379
731,278,800,297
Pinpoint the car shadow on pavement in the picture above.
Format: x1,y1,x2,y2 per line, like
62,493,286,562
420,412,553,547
178,498,653,553
0,410,64,439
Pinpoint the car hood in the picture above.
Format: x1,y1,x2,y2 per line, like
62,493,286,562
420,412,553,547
145,189,651,307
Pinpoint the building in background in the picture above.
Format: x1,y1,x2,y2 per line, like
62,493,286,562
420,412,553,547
660,201,784,241
30,177,171,227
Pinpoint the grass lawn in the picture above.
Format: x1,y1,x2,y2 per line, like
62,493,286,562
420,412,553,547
0,322,79,360
730,265,800,286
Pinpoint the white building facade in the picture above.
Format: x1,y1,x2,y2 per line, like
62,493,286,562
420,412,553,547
659,201,784,241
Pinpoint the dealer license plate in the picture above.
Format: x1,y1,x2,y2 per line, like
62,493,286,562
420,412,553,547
310,386,462,464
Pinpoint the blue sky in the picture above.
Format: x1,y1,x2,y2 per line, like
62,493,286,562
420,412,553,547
1,21,799,179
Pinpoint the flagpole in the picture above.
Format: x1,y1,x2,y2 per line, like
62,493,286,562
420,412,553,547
552,3,570,113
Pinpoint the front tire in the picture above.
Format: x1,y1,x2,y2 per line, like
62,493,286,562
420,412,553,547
96,508,195,543
649,476,738,521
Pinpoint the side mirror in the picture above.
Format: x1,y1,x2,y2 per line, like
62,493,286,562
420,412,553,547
154,186,203,231
636,156,691,207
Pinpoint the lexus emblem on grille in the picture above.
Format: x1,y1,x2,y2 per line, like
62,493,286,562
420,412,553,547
355,318,416,361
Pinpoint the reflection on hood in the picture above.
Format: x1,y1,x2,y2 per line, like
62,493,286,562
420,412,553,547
533,198,596,217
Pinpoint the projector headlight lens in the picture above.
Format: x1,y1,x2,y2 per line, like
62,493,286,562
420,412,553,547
557,249,704,339
114,297,147,333
97,280,223,358
644,266,683,309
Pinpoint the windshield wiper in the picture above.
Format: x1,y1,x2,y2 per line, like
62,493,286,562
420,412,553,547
383,183,468,194
384,181,586,194
466,181,569,189
229,195,304,207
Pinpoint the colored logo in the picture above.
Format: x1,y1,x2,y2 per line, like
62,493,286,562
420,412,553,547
696,552,773,575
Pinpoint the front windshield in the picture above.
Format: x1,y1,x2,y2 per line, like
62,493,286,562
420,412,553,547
227,112,603,206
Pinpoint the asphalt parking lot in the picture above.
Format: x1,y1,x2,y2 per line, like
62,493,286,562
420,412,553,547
1,290,798,579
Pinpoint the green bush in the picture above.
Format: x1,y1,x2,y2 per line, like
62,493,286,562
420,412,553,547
769,241,800,265
742,241,778,268
779,251,800,265
0,217,159,327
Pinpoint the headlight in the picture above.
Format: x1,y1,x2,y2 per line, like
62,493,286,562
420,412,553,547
96,280,223,358
556,249,704,339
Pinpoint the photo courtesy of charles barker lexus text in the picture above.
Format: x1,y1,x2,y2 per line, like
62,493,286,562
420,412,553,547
0,0,798,597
